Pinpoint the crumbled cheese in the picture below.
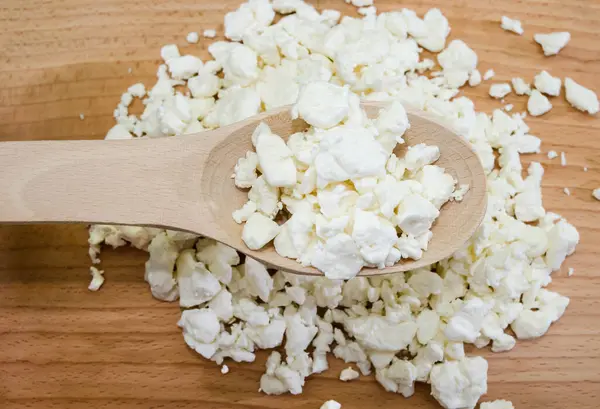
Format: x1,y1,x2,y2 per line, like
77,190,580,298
563,187,571,196
568,267,575,277
593,188,600,200
489,83,511,98
92,3,583,408
547,150,558,159
511,77,531,95
504,104,513,112
564,77,599,115
500,16,523,35
339,367,360,381
468,70,482,86
204,29,217,38
187,31,200,43
527,90,552,116
79,113,85,120
561,151,567,166
242,213,280,250
534,70,561,96
320,400,341,409
534,32,570,56
88,266,105,291
221,364,230,374
480,400,514,409
483,69,495,80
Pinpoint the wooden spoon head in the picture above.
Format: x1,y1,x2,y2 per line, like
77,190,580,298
200,102,487,276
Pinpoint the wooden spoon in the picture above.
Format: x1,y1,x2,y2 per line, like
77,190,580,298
0,102,486,276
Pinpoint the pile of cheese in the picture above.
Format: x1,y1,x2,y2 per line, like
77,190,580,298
88,0,584,408
233,87,462,279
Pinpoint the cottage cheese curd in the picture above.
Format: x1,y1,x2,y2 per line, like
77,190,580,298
89,2,583,408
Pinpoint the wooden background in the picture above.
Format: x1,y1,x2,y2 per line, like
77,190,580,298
1,0,600,408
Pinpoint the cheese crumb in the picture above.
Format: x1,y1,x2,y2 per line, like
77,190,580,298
481,400,515,409
563,187,571,196
534,32,570,56
187,31,200,43
593,188,600,200
564,77,599,115
221,364,230,374
534,70,561,96
568,268,575,277
203,29,217,38
489,83,511,99
483,69,495,80
500,16,523,35
511,77,531,95
88,266,105,291
527,90,552,116
320,401,341,409
561,151,567,166
339,367,360,381
547,150,558,159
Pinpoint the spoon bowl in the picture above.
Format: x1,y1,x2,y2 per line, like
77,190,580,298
0,102,486,276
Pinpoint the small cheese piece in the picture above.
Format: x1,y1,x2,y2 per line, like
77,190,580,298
534,70,561,96
242,213,280,250
483,69,495,81
339,367,360,381
561,152,567,166
312,234,364,279
204,29,217,38
593,188,600,200
489,83,511,99
186,31,199,43
480,400,515,409
320,400,342,409
468,70,482,86
511,77,531,95
221,364,229,374
176,249,221,308
547,150,558,159
88,266,105,291
500,16,523,35
527,90,552,116
395,194,440,237
292,82,350,128
253,123,297,187
430,357,488,409
564,77,599,115
534,32,570,56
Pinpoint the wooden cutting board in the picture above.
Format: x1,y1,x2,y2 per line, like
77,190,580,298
1,0,599,408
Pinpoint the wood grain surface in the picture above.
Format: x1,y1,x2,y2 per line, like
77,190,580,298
1,0,599,408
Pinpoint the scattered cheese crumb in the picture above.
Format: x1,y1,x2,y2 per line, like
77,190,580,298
320,401,341,409
187,31,200,43
481,400,515,409
489,83,511,98
534,32,571,56
561,151,567,166
568,268,575,277
547,150,558,159
593,188,600,200
527,90,552,116
468,70,482,86
339,367,360,381
534,70,561,96
79,113,85,120
221,364,230,374
88,266,105,291
563,187,571,196
584,167,588,172
483,69,495,80
128,67,133,74
203,29,217,38
504,104,513,112
564,77,599,115
511,77,531,95
500,16,523,35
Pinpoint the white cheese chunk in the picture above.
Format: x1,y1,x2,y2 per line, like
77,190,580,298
527,90,553,116
500,16,523,35
534,70,561,96
534,32,570,56
564,77,599,115
242,213,281,250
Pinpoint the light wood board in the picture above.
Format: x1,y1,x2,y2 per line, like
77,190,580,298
1,0,599,408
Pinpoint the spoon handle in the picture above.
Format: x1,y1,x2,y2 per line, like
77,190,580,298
0,137,203,230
